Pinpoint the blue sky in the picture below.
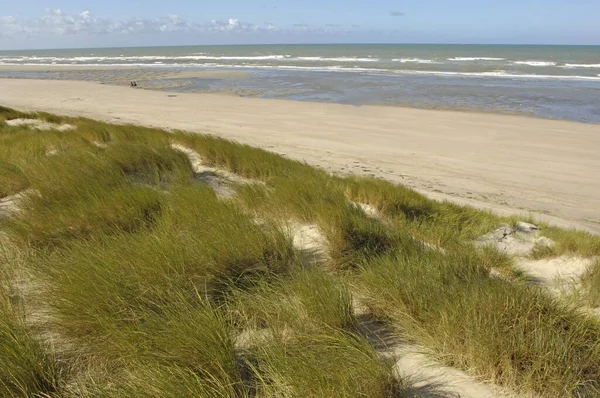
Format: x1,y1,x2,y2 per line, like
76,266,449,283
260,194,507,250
1,1,598,50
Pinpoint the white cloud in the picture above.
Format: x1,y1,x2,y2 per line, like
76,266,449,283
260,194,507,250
0,8,355,41
0,9,366,48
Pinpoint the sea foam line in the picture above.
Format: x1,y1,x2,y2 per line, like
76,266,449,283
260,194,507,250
513,60,557,67
448,57,506,61
561,63,600,69
295,56,379,62
0,55,381,63
2,62,600,81
392,58,439,64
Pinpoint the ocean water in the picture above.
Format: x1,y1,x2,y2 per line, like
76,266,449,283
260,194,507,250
1,44,599,123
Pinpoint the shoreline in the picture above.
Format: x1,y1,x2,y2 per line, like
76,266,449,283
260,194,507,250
1,67,594,126
1,77,599,234
1,65,599,126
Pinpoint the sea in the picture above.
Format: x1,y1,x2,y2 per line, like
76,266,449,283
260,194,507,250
1,44,599,123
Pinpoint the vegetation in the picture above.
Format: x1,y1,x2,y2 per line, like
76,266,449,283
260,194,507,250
582,259,600,307
1,106,600,397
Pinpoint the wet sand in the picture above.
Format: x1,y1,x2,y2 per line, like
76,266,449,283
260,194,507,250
1,78,599,233
0,66,250,90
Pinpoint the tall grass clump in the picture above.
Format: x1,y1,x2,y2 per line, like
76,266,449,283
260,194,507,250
344,176,508,245
356,248,600,396
41,188,286,331
5,151,164,248
29,184,296,395
231,268,354,333
0,249,65,397
581,259,600,307
35,183,295,358
231,268,406,397
104,142,194,185
172,132,320,181
56,294,246,397
0,299,65,397
531,226,600,259
250,332,403,397
237,175,402,269
0,161,28,198
0,106,29,122
0,301,64,397
0,126,94,162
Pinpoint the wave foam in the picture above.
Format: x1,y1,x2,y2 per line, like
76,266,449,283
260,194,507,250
295,57,379,62
562,63,600,69
448,57,506,61
392,69,600,81
2,60,599,81
0,55,383,63
392,58,438,64
513,61,557,67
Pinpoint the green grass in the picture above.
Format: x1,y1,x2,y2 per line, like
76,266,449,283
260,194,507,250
0,160,28,198
532,226,600,259
0,243,65,397
5,152,165,248
230,268,405,397
344,176,515,246
355,248,600,396
581,259,600,307
2,106,600,397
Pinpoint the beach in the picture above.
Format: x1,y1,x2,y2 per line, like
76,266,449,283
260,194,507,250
1,77,599,233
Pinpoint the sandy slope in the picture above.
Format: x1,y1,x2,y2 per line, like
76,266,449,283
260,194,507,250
1,78,599,233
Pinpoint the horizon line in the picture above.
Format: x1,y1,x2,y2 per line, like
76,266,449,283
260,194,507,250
1,42,599,52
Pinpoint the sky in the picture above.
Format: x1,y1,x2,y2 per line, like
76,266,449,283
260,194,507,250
0,1,599,50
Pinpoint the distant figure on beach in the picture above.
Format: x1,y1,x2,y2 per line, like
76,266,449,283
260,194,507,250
130,81,138,87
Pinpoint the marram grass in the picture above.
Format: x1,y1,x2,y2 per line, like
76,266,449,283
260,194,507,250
1,106,600,397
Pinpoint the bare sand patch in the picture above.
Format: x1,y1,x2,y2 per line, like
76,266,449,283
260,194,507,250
355,303,519,398
352,201,381,220
171,143,261,197
516,256,593,294
288,221,329,264
478,223,596,302
5,118,76,132
0,190,30,219
475,222,553,256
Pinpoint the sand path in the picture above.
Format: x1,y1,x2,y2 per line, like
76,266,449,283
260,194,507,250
1,78,599,234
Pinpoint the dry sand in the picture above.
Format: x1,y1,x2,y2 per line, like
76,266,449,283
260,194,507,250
1,78,599,233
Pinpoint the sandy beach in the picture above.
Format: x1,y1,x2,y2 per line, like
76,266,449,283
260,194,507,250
1,78,599,233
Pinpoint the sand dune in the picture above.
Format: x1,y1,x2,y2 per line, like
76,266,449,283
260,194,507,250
1,78,598,233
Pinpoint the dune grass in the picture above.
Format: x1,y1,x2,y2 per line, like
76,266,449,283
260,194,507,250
0,294,64,397
355,248,600,396
531,226,600,259
230,268,405,397
0,160,28,199
2,106,600,397
0,242,66,397
5,151,165,248
581,259,600,307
